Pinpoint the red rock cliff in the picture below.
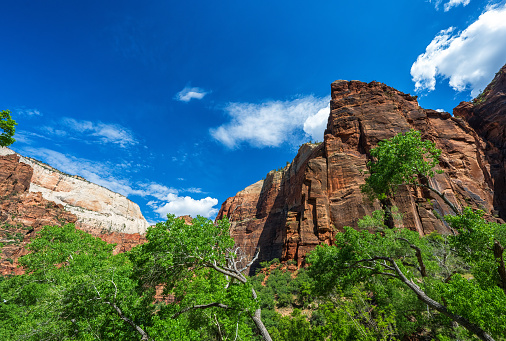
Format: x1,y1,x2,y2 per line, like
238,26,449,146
219,78,502,273
454,64,506,218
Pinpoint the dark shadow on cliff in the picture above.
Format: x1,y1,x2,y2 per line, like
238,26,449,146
247,171,289,276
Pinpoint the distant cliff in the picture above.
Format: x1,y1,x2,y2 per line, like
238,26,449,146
0,147,150,234
219,66,506,273
0,151,148,274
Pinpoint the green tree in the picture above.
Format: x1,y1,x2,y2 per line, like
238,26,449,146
0,110,17,147
0,224,150,340
307,215,506,341
129,214,272,341
362,129,459,215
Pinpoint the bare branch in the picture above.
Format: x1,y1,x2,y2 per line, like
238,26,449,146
103,301,151,341
385,257,495,341
171,302,235,319
396,237,427,277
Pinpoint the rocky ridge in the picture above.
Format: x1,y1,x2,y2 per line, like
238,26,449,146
0,152,146,275
0,147,150,234
219,75,505,273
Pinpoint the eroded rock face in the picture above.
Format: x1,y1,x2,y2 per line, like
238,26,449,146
0,153,148,274
0,147,150,234
454,64,506,219
0,154,78,274
219,79,501,274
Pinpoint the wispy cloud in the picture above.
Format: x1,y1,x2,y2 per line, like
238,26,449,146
15,108,42,117
411,3,506,97
60,118,138,147
176,86,208,102
428,0,470,11
443,0,470,11
210,95,330,148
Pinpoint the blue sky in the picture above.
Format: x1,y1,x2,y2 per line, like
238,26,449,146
1,0,506,223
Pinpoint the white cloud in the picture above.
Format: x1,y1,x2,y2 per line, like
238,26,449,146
151,195,219,219
411,4,506,97
428,0,470,11
444,0,470,11
184,187,202,193
61,118,138,147
303,104,330,142
16,109,42,116
176,86,208,102
137,183,178,200
210,96,330,148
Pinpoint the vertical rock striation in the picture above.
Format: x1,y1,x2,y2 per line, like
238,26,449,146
219,78,502,273
454,64,506,219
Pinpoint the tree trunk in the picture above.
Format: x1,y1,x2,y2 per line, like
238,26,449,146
250,288,273,341
493,241,506,295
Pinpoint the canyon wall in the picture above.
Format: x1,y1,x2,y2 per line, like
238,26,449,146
0,153,147,274
0,147,150,234
219,74,506,273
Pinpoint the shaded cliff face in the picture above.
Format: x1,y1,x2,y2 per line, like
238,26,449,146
219,79,500,273
0,147,150,234
454,64,506,219
0,153,146,275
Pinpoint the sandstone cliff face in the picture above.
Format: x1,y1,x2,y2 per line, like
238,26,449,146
0,153,147,275
0,154,78,274
454,64,506,219
0,147,150,234
219,79,501,273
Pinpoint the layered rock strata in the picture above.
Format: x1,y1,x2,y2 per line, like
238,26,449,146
0,154,78,274
219,79,501,274
0,147,150,234
0,153,147,275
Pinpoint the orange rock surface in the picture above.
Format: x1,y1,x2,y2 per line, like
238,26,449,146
219,76,504,273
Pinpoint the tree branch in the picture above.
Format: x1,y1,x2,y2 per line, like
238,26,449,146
384,257,495,341
419,183,460,215
103,301,151,341
171,302,235,319
396,238,427,277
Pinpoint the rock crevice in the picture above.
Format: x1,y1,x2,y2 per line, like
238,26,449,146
219,76,505,273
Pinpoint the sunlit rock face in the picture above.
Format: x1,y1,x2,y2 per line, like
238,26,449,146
0,153,78,275
0,147,150,234
0,151,149,274
219,74,505,274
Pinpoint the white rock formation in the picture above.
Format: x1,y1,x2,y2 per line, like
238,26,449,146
0,147,149,234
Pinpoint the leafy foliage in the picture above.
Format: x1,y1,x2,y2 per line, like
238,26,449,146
0,224,147,340
129,214,269,340
306,210,506,340
0,110,17,147
362,129,441,200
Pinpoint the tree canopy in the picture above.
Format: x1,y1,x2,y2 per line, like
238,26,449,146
0,110,17,147
362,129,459,214
307,209,506,340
